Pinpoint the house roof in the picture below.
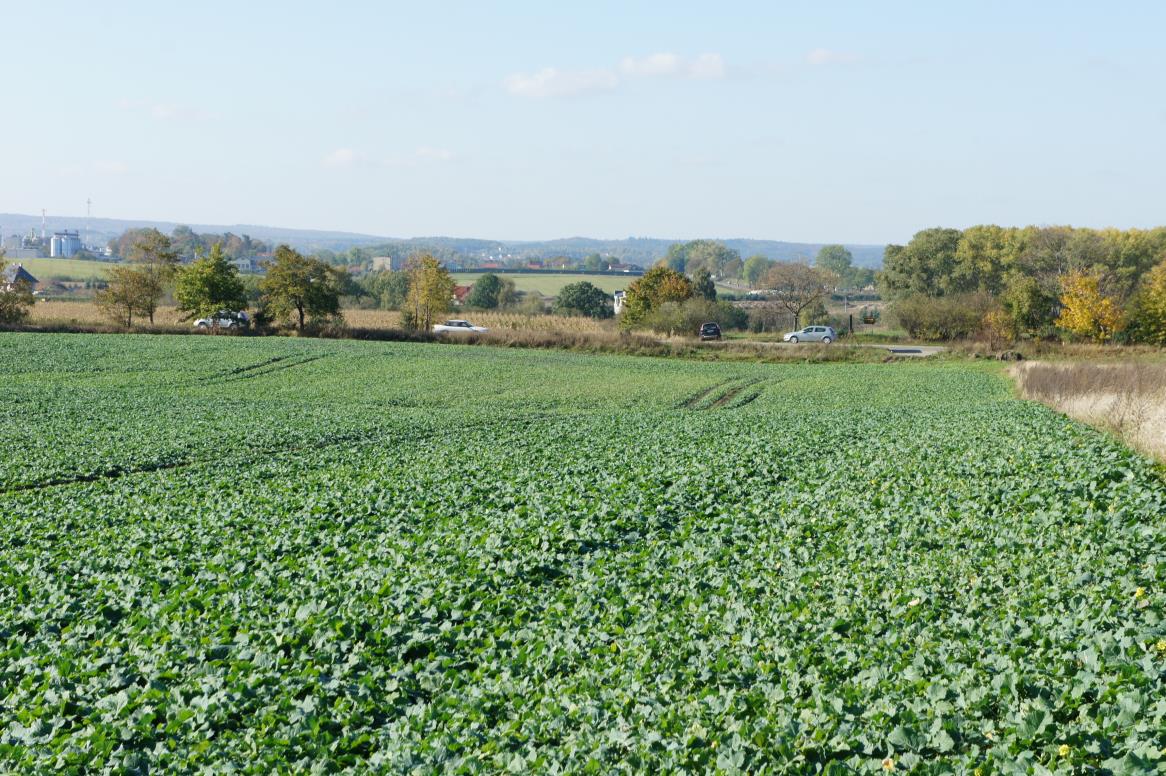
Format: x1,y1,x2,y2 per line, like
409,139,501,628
452,285,473,301
1,264,38,285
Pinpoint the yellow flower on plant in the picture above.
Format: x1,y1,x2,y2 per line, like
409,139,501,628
881,757,894,771
1155,638,1166,653
1134,587,1146,599
1059,743,1071,758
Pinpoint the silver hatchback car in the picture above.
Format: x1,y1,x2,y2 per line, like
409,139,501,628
783,325,836,344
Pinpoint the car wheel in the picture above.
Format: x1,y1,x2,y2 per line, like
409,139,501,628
789,336,798,344
822,336,832,344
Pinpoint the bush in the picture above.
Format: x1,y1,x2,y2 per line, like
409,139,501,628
642,298,746,336
890,293,993,340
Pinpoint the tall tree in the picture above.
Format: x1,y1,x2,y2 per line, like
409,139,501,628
762,263,832,328
691,267,716,300
1056,271,1123,343
403,253,455,331
1127,258,1166,345
466,273,504,309
742,255,772,287
878,228,963,298
96,266,163,326
260,245,342,330
175,243,248,321
554,281,613,319
620,265,693,327
815,245,853,283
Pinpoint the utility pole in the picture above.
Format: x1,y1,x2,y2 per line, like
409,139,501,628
86,198,92,250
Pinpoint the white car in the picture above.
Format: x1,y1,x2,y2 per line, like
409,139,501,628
783,325,836,344
195,310,250,329
433,319,488,334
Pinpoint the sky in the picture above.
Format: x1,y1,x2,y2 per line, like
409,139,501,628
2,0,1164,245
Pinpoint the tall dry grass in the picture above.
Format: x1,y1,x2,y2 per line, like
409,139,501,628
29,301,186,326
1012,361,1166,462
343,309,614,335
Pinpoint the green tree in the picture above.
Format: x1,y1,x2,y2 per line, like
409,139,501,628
665,240,740,277
621,265,693,328
175,243,248,321
120,228,179,323
0,256,36,324
879,228,963,298
96,265,163,326
554,281,613,319
466,273,504,309
999,274,1058,338
582,253,610,272
403,253,455,330
364,270,410,310
259,245,342,330
743,255,772,287
1126,258,1166,344
691,268,716,300
815,245,853,283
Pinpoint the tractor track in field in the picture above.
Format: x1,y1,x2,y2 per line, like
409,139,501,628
680,378,768,411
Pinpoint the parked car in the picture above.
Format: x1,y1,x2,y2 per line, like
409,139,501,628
698,322,722,341
783,325,836,344
194,310,249,330
433,319,488,334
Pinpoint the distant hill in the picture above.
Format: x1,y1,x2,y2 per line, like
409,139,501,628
0,213,384,255
0,213,885,268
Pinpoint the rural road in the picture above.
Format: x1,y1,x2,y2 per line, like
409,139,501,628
694,340,946,357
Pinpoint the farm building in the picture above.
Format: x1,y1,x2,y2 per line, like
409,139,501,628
452,285,473,305
1,263,38,291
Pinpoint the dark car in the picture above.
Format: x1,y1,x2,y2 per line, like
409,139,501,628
699,322,722,341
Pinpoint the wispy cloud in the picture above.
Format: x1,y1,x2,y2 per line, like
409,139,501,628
504,67,619,99
93,160,129,175
117,98,214,122
805,48,860,66
619,52,726,80
323,146,457,169
505,52,726,99
322,148,366,168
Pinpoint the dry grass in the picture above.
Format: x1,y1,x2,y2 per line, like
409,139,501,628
343,309,614,335
29,301,186,327
1012,361,1166,462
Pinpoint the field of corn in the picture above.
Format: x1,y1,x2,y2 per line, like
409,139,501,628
1,334,1164,773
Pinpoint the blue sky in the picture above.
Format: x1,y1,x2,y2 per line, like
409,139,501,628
3,1,1164,244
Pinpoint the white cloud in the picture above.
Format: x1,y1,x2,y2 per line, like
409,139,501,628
806,48,860,66
619,53,683,77
619,52,726,80
322,148,365,168
93,160,129,175
504,67,619,98
688,53,727,79
414,146,455,162
507,53,727,98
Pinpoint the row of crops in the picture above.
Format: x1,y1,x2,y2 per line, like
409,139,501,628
1,334,1163,772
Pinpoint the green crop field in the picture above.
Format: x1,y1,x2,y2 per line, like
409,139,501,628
5,257,116,282
1,334,1164,773
451,272,635,296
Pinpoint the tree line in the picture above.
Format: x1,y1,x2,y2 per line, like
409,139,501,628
880,225,1166,343
108,226,270,262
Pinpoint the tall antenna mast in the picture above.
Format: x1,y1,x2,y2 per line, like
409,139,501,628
86,198,92,249
41,209,47,240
